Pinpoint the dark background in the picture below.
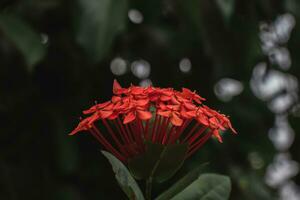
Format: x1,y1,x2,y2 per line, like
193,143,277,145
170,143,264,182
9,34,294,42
0,0,300,199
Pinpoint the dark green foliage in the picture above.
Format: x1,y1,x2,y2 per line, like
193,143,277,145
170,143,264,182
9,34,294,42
155,163,208,200
171,174,231,200
128,142,188,182
0,0,299,199
102,151,145,200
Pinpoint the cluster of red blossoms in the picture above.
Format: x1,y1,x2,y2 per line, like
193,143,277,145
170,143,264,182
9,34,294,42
70,80,236,162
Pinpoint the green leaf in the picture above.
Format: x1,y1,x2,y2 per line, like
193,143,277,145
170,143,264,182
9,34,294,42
285,0,300,17
155,163,208,200
74,0,127,63
215,0,235,22
0,14,46,70
102,151,145,200
171,173,231,200
128,142,188,183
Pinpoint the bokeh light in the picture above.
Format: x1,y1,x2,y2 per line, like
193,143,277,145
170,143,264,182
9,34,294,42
179,58,192,73
128,9,143,24
110,57,127,76
131,59,151,79
214,78,243,102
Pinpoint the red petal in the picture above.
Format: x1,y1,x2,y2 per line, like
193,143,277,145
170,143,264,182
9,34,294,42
180,111,190,119
171,113,183,126
113,79,122,94
113,102,122,109
182,88,191,94
131,86,144,95
162,89,173,96
212,129,223,143
69,128,80,135
87,113,101,125
158,102,167,110
185,110,197,118
171,96,180,104
123,112,136,124
194,98,205,104
196,115,209,126
100,110,113,118
160,95,172,101
230,126,237,134
136,99,149,107
157,110,171,117
119,102,130,110
226,120,237,134
202,106,215,117
83,101,110,114
166,104,180,111
149,95,159,102
209,117,225,130
193,93,205,102
69,117,93,135
112,96,122,103
137,110,152,120
103,103,114,111
108,112,119,120
184,102,197,110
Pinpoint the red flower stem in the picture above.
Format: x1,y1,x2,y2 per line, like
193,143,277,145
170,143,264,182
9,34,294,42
125,123,135,142
182,122,200,143
129,122,138,143
123,122,139,155
139,120,146,140
178,119,192,135
167,126,178,144
89,125,125,162
113,119,130,145
117,117,133,143
144,120,150,140
151,114,158,142
136,119,143,135
158,117,170,143
113,120,136,157
134,118,144,151
130,121,143,151
138,118,145,133
161,124,171,144
137,119,145,151
108,121,131,157
152,115,161,142
154,116,163,143
134,120,142,141
162,125,174,144
187,131,212,158
102,119,124,149
188,126,207,145
169,119,191,144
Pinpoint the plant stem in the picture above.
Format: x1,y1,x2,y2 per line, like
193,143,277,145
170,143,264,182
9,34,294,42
145,147,168,200
146,177,153,200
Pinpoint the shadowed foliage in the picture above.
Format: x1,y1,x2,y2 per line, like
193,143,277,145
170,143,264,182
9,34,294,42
0,0,300,199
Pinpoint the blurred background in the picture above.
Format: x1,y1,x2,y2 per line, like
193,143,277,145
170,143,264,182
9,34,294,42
0,0,300,199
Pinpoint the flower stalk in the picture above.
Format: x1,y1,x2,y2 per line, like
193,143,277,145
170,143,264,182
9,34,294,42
145,177,153,200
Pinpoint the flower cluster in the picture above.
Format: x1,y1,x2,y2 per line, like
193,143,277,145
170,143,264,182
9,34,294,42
70,80,236,162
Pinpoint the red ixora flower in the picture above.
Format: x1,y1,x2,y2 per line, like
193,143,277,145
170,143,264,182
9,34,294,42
70,80,237,162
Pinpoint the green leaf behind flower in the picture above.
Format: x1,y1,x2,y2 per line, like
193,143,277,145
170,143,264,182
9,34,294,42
215,0,235,23
171,173,231,200
155,163,208,200
74,0,127,63
128,142,188,183
102,151,145,200
0,14,46,70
